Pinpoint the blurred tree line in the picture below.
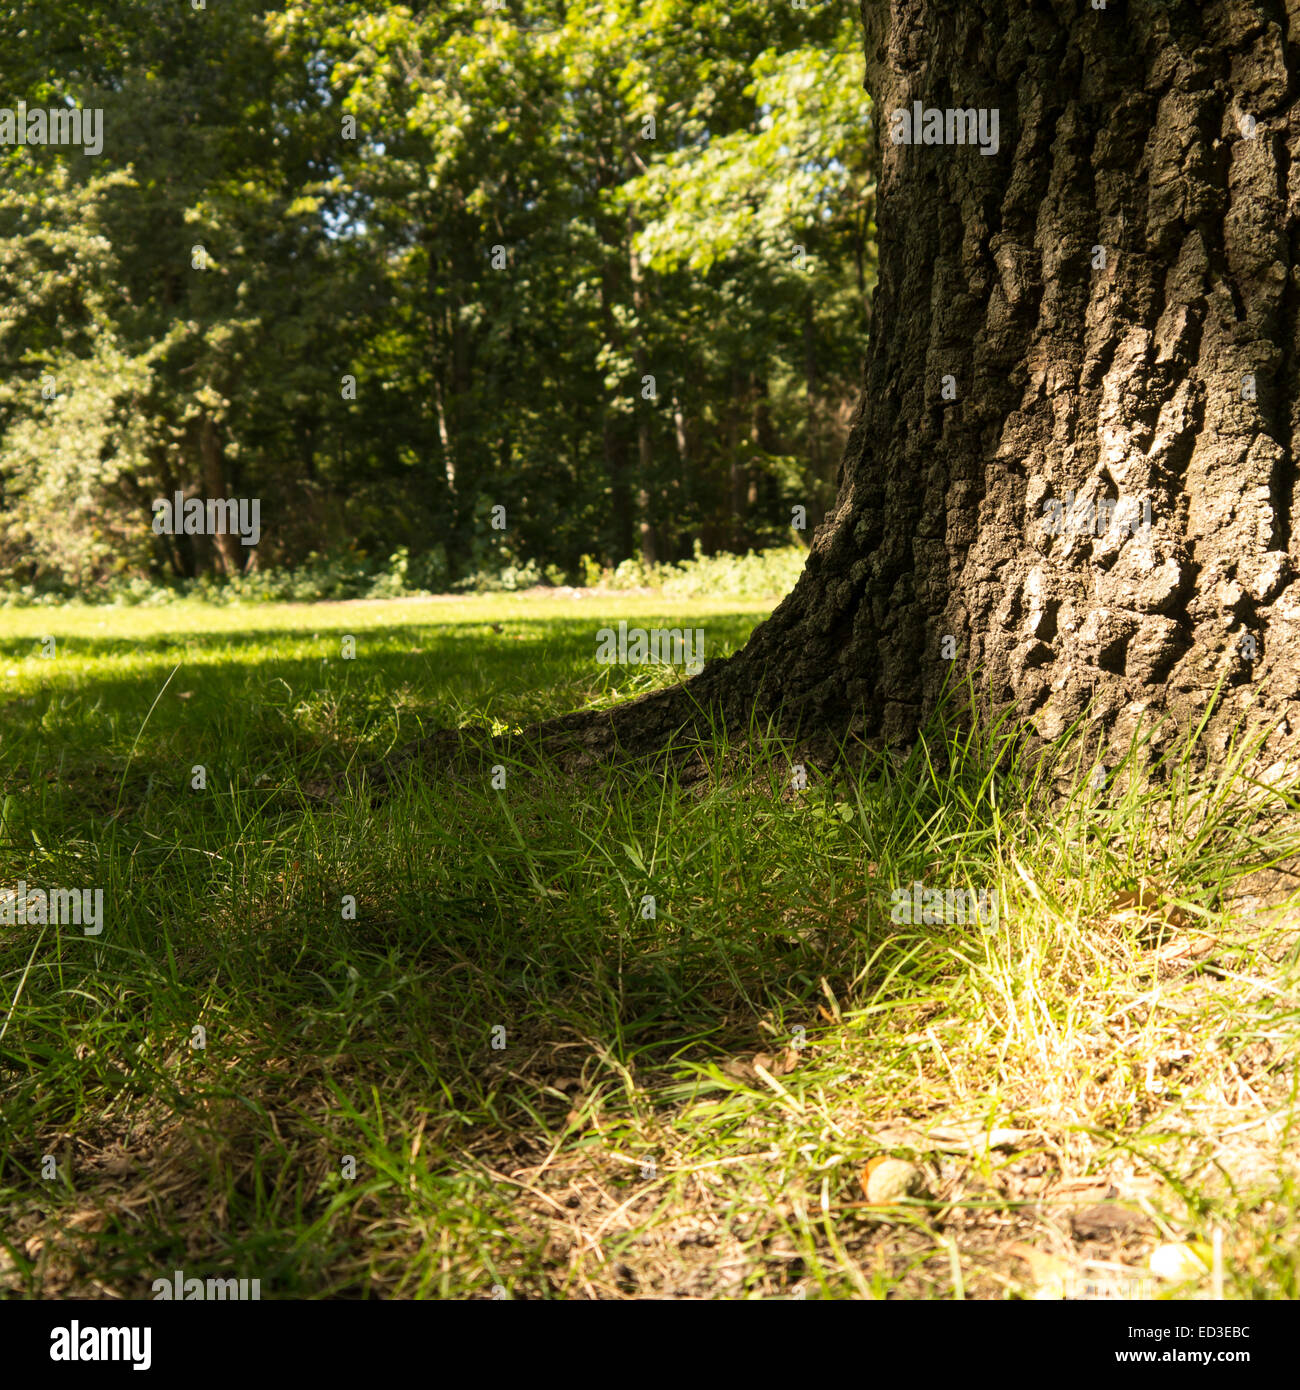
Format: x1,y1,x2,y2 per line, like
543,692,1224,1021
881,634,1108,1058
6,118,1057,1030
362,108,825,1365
0,0,874,593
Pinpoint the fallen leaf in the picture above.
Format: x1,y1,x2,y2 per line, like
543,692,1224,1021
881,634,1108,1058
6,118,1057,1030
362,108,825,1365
1005,1241,1075,1299
1108,881,1188,929
721,1046,802,1081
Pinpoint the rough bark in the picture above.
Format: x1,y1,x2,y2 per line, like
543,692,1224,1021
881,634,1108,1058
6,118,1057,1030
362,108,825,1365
410,0,1300,782
799,0,1300,770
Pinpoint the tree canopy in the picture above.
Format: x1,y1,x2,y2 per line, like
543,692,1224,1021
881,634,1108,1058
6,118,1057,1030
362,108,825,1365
0,0,875,592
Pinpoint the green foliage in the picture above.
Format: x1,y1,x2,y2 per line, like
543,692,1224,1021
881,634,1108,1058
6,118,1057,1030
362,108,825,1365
626,41,873,278
600,542,807,598
0,1,874,593
0,541,802,607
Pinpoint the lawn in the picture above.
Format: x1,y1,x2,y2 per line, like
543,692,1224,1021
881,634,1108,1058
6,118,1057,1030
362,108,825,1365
1,592,1299,1299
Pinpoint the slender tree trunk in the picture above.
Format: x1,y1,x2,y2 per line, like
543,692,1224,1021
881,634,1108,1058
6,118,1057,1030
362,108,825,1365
672,392,690,474
430,199,484,582
636,431,656,567
198,413,241,577
803,295,819,484
150,446,189,577
604,412,633,565
628,213,657,566
600,260,635,563
433,376,455,494
426,225,464,579
727,367,747,553
749,372,772,519
672,390,707,555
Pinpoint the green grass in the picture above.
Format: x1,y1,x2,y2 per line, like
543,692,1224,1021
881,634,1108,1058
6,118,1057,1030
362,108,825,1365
1,592,1299,1299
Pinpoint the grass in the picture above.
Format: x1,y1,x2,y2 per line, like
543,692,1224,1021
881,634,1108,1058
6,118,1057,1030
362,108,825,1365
1,590,1299,1299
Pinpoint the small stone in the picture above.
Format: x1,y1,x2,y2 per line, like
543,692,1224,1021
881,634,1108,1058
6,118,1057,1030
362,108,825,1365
864,1159,927,1204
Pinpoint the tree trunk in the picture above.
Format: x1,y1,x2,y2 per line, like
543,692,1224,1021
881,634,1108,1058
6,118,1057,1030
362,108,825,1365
628,213,658,567
729,367,748,552
415,0,1300,780
600,259,635,564
672,391,690,475
604,410,634,565
735,0,1300,769
198,413,242,578
802,293,820,485
749,371,771,518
